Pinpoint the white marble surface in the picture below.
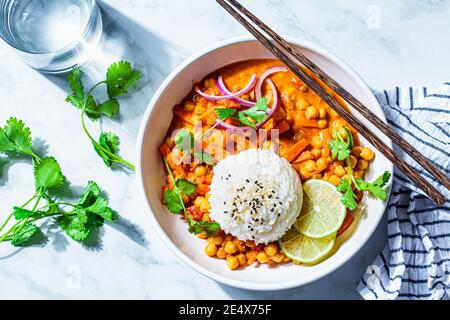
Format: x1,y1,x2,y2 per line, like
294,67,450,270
0,0,449,300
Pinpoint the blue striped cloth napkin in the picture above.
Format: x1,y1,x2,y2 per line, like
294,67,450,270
357,83,450,300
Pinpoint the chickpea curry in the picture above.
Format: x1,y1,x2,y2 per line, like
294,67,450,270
160,59,385,270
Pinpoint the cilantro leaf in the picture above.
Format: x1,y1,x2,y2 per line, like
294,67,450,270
238,112,257,128
356,171,391,201
337,178,358,210
57,181,117,241
174,129,194,151
106,61,142,98
98,99,120,118
175,179,197,196
239,97,268,125
0,117,33,156
77,181,102,207
84,195,117,222
57,210,92,241
13,207,37,220
34,157,65,191
188,220,220,236
215,108,237,119
11,223,41,246
329,128,353,161
194,151,214,165
94,132,120,167
163,189,184,214
66,67,85,109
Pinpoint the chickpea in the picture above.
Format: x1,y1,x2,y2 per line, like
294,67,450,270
194,196,205,208
312,173,323,179
295,97,309,110
197,232,208,239
357,159,369,170
299,167,312,181
226,256,240,270
224,241,238,254
184,101,195,111
311,148,322,159
351,146,363,158
257,252,269,263
303,159,317,172
318,119,328,129
200,199,211,213
237,253,247,266
264,243,278,257
194,166,206,177
216,247,226,259
311,135,323,148
318,107,327,119
233,239,246,252
360,147,375,161
328,175,341,186
342,174,351,182
212,235,224,246
204,78,215,88
305,106,319,119
164,137,175,148
316,158,329,172
354,170,365,179
334,165,346,177
262,140,272,150
283,256,291,263
194,104,206,115
271,253,285,263
245,240,256,248
246,250,257,265
205,242,218,257
349,155,358,168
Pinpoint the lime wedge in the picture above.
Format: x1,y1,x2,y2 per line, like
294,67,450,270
294,179,346,238
279,227,336,264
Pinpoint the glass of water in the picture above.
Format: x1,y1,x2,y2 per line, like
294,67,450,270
0,0,102,73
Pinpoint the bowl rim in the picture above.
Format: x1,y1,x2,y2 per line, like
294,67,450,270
136,35,393,291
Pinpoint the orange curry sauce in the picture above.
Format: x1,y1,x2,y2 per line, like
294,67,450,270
160,59,370,269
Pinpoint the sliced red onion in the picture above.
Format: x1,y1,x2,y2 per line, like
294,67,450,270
255,66,288,101
256,79,279,127
213,79,279,131
214,119,252,132
216,75,256,107
195,74,256,101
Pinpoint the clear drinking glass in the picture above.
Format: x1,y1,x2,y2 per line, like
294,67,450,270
0,0,102,73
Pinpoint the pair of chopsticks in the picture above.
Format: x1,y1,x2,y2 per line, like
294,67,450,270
217,0,450,205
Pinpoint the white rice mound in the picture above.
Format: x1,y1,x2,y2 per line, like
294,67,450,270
209,149,303,245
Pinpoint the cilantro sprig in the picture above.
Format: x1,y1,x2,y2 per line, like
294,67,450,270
355,171,391,201
328,127,391,210
214,97,269,129
163,159,220,236
66,61,141,171
173,127,215,166
0,118,117,246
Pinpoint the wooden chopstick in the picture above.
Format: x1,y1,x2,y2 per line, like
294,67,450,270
222,0,450,195
217,0,448,205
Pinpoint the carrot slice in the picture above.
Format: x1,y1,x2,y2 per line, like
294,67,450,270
283,138,309,163
321,129,332,157
173,106,194,125
337,213,354,236
296,118,318,128
274,120,290,134
196,184,210,196
294,150,314,163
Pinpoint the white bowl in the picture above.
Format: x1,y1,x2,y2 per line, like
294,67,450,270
136,36,393,291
